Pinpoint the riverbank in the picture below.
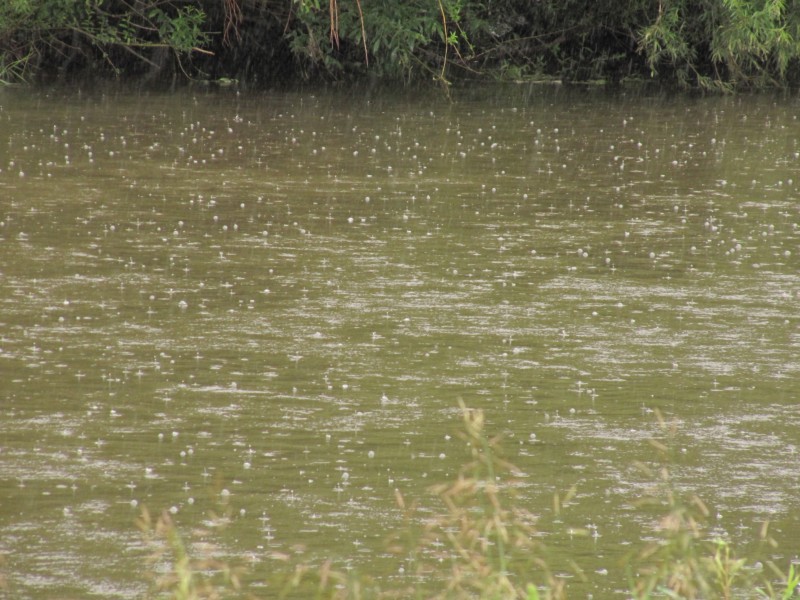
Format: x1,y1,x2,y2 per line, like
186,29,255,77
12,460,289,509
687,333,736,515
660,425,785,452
3,1,800,91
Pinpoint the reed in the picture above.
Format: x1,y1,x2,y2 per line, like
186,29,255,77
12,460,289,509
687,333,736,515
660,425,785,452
137,506,245,600
384,398,568,599
626,410,797,600
138,405,800,600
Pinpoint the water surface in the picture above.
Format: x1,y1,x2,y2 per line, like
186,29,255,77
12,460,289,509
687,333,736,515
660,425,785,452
1,84,799,597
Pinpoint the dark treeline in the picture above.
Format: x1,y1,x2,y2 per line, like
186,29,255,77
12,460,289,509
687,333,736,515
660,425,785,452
2,0,800,90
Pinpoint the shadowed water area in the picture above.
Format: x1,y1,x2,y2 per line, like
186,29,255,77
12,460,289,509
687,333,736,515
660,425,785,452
1,84,799,597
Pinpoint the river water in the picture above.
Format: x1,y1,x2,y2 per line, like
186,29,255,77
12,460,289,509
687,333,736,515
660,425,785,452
1,84,799,598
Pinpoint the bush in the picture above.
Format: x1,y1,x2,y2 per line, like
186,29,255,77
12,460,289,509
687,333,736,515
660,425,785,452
0,0,208,83
3,0,800,88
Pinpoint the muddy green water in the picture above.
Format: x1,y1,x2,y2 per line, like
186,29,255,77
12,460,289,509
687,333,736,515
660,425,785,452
1,84,799,598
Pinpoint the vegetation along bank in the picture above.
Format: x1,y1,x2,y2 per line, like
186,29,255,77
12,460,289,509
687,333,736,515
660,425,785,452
2,0,800,90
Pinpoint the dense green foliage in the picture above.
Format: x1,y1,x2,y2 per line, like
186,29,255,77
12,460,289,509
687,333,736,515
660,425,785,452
0,0,208,81
2,0,800,89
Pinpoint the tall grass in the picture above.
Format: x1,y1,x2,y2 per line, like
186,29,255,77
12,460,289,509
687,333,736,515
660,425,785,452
137,505,246,600
385,399,570,599
626,411,799,600
137,404,800,599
